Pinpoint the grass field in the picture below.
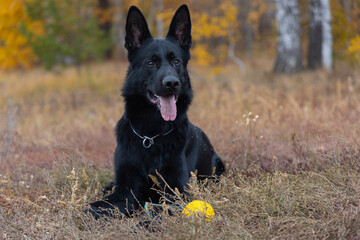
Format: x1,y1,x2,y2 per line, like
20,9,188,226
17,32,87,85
1,60,360,239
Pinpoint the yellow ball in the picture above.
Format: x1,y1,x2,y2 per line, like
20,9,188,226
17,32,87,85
182,200,215,221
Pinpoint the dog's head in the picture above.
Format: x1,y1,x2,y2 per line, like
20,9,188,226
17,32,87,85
122,5,193,122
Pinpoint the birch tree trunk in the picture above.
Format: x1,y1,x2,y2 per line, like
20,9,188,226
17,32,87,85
321,0,332,71
228,26,246,75
273,0,303,73
308,0,332,71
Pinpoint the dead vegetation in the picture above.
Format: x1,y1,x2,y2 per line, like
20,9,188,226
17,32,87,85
1,60,360,239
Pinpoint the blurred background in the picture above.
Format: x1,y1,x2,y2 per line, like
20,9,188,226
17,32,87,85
0,0,359,72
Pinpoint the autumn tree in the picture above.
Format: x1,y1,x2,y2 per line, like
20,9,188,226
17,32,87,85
331,0,360,64
348,35,360,62
1,0,359,71
97,0,113,59
180,0,245,73
241,0,270,55
273,0,303,73
0,0,43,70
24,0,112,70
307,0,332,70
237,0,253,55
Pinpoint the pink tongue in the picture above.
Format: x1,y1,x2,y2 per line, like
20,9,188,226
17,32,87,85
159,95,177,121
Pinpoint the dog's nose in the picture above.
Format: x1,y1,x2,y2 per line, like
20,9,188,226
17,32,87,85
162,76,180,89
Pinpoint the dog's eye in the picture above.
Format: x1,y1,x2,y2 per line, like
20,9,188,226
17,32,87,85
173,58,180,65
146,60,155,66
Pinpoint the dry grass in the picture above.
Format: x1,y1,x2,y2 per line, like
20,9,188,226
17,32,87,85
1,59,360,239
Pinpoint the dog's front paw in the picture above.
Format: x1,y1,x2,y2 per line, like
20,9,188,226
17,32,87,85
84,196,137,219
84,200,114,220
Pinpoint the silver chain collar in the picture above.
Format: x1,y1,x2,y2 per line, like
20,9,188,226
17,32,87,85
129,122,174,148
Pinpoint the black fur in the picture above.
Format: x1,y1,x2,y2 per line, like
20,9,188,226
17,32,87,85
87,4,224,219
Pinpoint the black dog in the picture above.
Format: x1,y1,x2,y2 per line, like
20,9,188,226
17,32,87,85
88,4,224,219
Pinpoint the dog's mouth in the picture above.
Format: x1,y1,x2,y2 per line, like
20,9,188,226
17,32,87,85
147,90,178,121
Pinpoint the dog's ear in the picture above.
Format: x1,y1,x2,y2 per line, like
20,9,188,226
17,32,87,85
166,4,192,49
125,6,152,50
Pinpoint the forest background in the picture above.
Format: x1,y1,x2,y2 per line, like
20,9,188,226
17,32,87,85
1,0,360,71
1,0,360,239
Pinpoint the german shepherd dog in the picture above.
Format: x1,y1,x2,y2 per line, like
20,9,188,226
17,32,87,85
88,4,225,219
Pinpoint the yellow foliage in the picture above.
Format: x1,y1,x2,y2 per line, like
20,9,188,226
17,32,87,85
351,2,360,34
149,1,237,69
331,0,360,63
348,35,360,62
192,13,227,41
349,36,360,53
94,7,114,25
123,0,141,10
0,0,44,70
157,10,174,29
247,0,267,38
189,0,239,68
331,1,352,52
191,44,216,67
